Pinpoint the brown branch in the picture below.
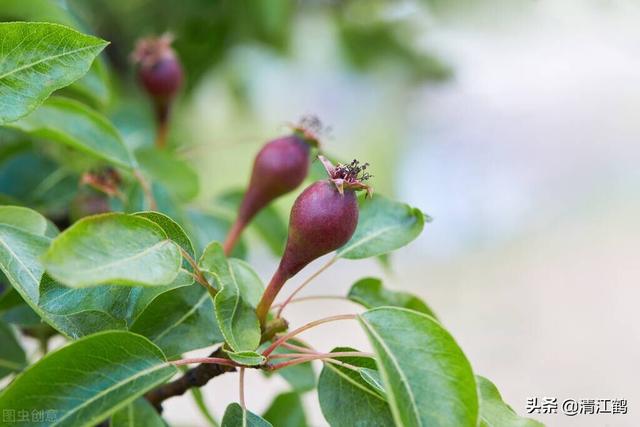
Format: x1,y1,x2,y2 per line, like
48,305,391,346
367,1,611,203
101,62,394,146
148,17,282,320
145,347,234,411
145,318,289,412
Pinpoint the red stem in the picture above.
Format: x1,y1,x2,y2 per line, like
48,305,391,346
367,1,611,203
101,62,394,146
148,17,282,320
171,357,238,368
269,351,373,360
223,219,245,256
239,368,246,410
268,353,367,371
262,314,356,357
154,99,171,149
324,358,362,372
279,342,315,354
272,295,351,308
256,267,289,327
133,169,157,211
275,256,337,318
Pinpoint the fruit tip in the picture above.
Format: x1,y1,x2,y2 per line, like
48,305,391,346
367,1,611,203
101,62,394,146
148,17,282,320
288,115,329,149
131,32,177,67
318,155,373,196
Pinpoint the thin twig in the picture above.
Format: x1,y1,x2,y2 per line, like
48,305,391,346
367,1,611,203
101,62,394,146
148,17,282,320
262,314,356,357
272,295,351,308
171,357,238,368
324,358,362,372
276,256,338,318
268,352,368,371
133,169,157,210
269,351,373,360
279,342,316,354
239,368,246,411
179,247,217,297
223,219,245,256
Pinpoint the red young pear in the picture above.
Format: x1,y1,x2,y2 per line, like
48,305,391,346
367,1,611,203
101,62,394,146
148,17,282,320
255,156,372,325
222,117,324,255
132,34,183,148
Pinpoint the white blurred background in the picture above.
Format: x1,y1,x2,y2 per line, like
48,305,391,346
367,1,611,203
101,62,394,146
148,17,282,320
160,1,640,425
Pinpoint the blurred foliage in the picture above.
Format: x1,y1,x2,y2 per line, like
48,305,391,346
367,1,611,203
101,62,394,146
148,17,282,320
335,0,450,81
0,0,449,252
58,0,450,93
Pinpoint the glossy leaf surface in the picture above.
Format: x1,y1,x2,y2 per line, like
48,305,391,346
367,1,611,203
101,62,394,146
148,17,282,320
222,403,272,427
0,319,26,379
358,307,478,427
0,22,107,124
199,243,261,352
43,213,181,288
131,283,222,358
318,346,393,427
262,392,308,427
0,331,177,427
477,376,544,427
348,277,436,318
111,397,166,427
7,97,134,169
338,195,425,259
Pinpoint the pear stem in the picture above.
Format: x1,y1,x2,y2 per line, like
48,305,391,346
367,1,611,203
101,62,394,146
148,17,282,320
275,256,338,318
262,314,356,357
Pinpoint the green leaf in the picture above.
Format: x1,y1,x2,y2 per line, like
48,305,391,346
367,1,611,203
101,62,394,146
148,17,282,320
318,347,393,427
122,270,195,326
44,219,60,238
358,307,478,427
43,213,181,288
130,284,223,359
112,397,166,427
0,227,125,337
228,258,264,307
359,368,386,397
0,287,41,328
213,286,260,352
262,392,308,427
134,211,196,272
199,243,261,352
0,319,26,379
0,0,113,108
0,207,196,338
38,270,194,338
0,205,47,235
38,274,127,332
65,59,111,108
0,0,76,25
226,350,266,367
337,195,425,259
348,277,436,318
0,22,107,124
136,147,199,201
0,331,177,427
7,97,135,169
477,376,544,427
0,208,183,337
0,221,50,304
0,215,92,337
222,403,272,427
0,148,78,212
119,181,184,224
